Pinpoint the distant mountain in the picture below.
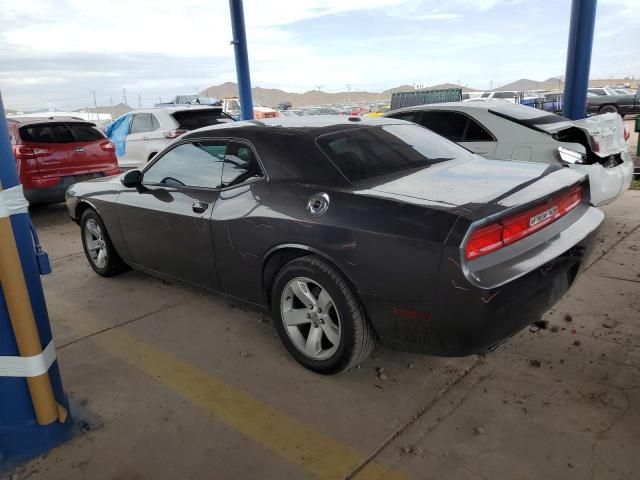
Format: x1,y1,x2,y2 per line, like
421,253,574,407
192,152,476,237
200,82,474,108
495,78,555,91
78,103,132,118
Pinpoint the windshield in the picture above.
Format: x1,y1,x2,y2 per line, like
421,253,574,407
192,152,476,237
316,124,469,183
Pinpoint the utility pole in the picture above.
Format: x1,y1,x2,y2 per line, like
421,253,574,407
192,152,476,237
314,85,324,92
90,90,97,110
137,94,142,108
122,88,127,105
158,96,162,104
0,92,72,467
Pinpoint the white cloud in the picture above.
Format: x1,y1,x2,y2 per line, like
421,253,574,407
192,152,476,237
0,0,637,110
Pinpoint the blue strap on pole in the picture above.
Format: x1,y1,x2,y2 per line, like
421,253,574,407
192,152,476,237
229,0,254,120
562,0,597,120
0,93,72,470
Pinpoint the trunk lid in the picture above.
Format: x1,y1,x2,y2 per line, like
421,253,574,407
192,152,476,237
360,156,586,219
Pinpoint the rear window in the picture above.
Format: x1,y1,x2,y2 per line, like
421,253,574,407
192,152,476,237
316,124,468,183
171,109,234,130
19,122,103,143
67,123,104,141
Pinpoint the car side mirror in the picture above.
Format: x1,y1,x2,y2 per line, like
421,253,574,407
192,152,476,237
122,169,143,188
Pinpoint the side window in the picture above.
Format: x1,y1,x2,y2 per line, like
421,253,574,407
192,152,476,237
389,112,417,122
150,114,161,130
463,118,494,142
222,141,263,187
143,141,226,188
130,114,154,134
419,111,467,141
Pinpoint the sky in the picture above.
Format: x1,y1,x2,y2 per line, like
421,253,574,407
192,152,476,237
1,0,638,111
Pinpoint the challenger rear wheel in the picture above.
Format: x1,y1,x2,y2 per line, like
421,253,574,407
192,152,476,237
80,209,128,277
271,255,375,374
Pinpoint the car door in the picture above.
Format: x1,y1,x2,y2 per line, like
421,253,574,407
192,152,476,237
119,113,155,168
116,139,226,289
211,140,267,304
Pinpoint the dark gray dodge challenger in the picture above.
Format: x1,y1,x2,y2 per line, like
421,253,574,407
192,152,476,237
66,116,603,374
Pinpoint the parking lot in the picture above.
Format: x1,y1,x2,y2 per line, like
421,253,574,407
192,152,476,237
1,170,634,480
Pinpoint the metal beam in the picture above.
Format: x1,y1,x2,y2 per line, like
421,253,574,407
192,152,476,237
562,0,597,120
229,0,254,120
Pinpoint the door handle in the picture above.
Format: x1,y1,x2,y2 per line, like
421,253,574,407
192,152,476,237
142,137,150,140
192,201,209,214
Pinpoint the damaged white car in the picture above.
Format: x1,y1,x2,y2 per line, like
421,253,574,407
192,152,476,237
385,102,633,206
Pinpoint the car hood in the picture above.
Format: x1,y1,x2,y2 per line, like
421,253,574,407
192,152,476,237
536,113,627,158
356,156,586,218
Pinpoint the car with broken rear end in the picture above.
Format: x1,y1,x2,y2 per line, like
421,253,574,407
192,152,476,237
65,116,603,374
385,102,633,206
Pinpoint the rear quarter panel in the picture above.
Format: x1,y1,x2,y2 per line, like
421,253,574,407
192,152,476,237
211,181,460,307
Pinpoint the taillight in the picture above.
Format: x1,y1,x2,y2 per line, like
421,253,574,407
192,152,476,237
13,145,35,159
100,140,115,151
13,146,52,159
623,126,630,142
163,129,187,139
464,185,584,260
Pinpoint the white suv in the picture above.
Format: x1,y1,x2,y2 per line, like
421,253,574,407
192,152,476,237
106,106,234,169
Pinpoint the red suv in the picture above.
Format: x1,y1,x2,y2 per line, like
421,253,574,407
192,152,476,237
8,117,120,203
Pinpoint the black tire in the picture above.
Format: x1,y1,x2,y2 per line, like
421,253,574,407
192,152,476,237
80,209,128,277
271,255,376,374
599,105,618,114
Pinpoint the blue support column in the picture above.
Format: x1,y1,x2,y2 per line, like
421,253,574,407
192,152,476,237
562,0,597,120
229,0,254,120
0,93,72,470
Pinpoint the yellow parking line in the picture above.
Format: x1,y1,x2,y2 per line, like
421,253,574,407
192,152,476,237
91,327,405,480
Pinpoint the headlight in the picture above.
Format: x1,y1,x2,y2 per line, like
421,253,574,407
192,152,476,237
557,146,585,165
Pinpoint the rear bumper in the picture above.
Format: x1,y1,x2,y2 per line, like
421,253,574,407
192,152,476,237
570,151,634,206
24,172,109,204
361,207,603,356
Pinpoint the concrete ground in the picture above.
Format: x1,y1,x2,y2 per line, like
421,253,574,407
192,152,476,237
5,190,640,480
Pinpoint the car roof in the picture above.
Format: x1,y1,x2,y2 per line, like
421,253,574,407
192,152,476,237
130,105,223,114
184,115,409,138
7,116,95,126
386,101,537,115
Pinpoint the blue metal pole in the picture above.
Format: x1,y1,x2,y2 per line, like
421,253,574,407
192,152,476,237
229,0,254,120
0,93,72,470
562,0,597,120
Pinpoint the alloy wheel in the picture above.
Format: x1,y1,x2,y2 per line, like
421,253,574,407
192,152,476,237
84,218,108,268
280,277,341,360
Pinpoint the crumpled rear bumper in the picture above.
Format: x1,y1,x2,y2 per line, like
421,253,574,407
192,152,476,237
570,150,634,206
